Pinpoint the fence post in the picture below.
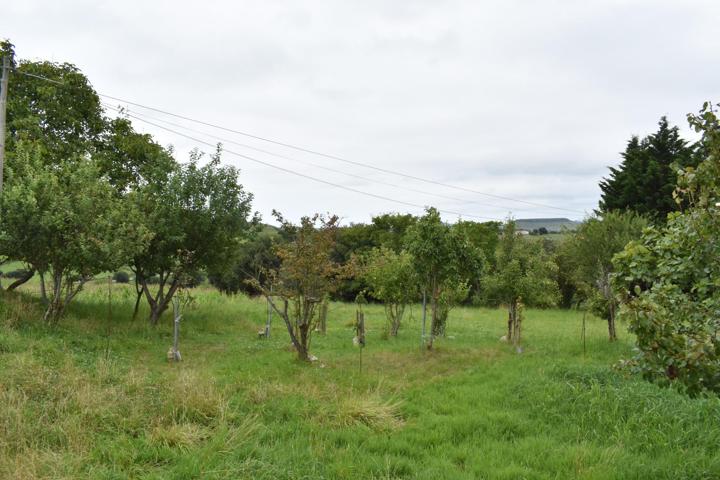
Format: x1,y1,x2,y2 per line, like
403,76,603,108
171,297,182,361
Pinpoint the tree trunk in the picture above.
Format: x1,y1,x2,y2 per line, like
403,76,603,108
608,300,617,342
149,306,163,326
43,269,72,325
507,302,515,341
267,296,308,361
132,274,143,320
515,302,522,345
298,323,310,361
39,272,48,305
6,269,34,291
390,304,404,337
427,296,439,350
602,274,617,342
141,274,180,326
426,278,441,349
507,299,522,346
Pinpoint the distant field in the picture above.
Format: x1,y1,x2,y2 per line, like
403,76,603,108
0,283,718,479
526,232,568,243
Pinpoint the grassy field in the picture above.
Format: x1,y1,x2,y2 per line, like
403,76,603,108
0,281,719,479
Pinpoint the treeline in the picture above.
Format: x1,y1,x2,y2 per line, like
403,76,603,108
208,213,502,304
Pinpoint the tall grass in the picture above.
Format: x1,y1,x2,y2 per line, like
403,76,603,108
0,283,718,479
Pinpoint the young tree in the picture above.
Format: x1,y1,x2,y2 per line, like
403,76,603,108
561,211,648,341
361,247,417,337
0,144,149,323
599,117,697,223
132,148,256,325
405,207,483,349
253,213,343,361
484,221,558,346
613,102,720,395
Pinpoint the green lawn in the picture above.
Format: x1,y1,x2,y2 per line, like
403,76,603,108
0,283,718,479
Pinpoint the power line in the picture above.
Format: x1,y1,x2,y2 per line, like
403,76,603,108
105,108,501,221
10,67,502,219
14,68,585,215
99,92,583,214
12,69,64,85
103,101,566,216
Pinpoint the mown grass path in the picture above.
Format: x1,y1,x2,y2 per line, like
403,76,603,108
0,285,718,479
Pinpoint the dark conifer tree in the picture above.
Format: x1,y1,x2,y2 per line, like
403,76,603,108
599,117,696,223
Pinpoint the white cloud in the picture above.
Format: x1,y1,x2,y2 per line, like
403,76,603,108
3,0,718,224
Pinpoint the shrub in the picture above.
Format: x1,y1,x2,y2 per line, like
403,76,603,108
613,102,720,396
112,271,130,283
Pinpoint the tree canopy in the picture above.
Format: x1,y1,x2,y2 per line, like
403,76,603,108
599,117,697,223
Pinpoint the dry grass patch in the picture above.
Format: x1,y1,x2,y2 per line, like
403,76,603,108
332,393,404,430
163,369,228,424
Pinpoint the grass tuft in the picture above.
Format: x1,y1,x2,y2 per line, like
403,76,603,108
333,394,404,430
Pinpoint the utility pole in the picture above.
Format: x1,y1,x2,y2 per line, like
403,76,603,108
0,54,9,196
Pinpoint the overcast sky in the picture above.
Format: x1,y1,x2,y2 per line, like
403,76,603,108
3,0,719,225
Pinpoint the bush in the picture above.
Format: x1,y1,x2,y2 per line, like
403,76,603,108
613,102,720,396
112,271,130,283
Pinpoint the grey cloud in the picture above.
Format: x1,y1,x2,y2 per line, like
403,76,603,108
2,0,716,225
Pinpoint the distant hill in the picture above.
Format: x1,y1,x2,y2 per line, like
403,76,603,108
515,218,580,233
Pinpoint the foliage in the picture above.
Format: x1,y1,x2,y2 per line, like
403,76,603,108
0,143,149,323
599,117,697,223
3,45,106,166
434,278,470,336
613,103,720,396
331,222,377,301
208,230,279,296
330,213,419,301
404,207,483,348
132,148,256,324
361,247,417,337
561,211,648,340
112,271,130,284
96,117,177,193
255,212,344,361
484,220,558,345
552,240,578,309
366,213,418,252
452,220,500,301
